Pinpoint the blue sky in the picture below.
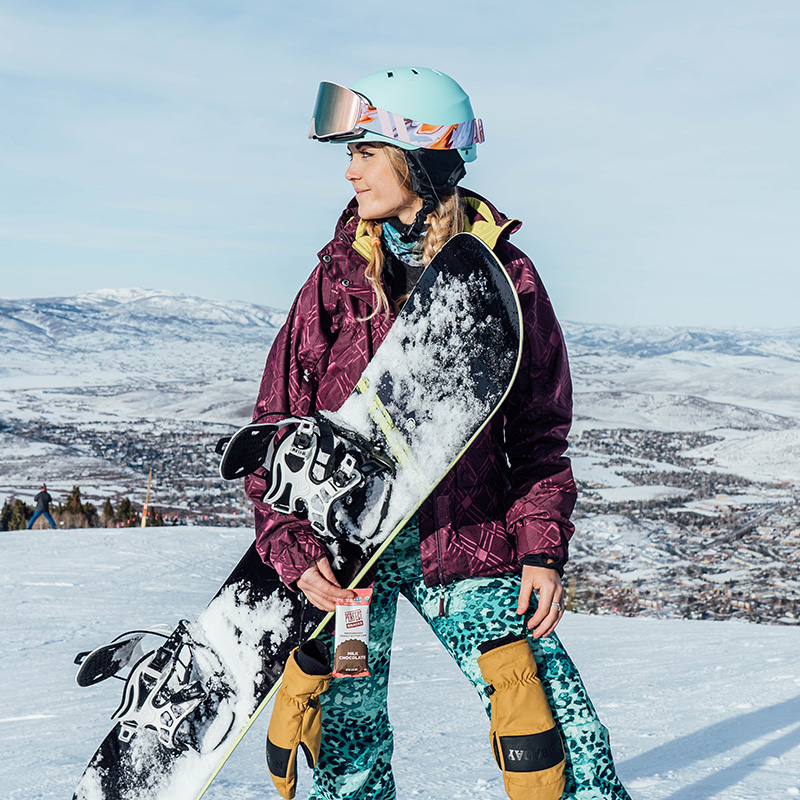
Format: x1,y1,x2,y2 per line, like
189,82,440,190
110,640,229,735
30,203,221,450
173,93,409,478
1,0,798,327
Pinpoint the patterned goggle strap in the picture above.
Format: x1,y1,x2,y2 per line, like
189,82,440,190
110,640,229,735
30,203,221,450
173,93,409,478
308,81,484,150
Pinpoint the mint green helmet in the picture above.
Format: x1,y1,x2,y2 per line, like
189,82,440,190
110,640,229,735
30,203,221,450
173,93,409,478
348,67,481,163
308,67,483,239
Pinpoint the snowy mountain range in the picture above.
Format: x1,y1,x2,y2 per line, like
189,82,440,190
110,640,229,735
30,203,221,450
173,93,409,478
1,287,798,491
4,287,798,364
562,320,800,360
0,288,286,342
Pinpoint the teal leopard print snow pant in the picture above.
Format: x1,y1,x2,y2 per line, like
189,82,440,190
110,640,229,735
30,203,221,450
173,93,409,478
309,518,631,800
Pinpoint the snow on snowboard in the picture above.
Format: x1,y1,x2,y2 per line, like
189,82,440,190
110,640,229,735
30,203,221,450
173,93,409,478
72,233,523,800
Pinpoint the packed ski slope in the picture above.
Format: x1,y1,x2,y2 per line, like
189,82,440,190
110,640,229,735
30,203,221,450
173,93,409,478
2,525,799,800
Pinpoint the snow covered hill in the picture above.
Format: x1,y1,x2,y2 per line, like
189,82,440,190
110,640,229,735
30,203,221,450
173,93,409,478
0,288,285,385
2,526,799,800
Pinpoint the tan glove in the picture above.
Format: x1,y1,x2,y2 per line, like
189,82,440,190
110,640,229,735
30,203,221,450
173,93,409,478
267,640,331,799
477,636,565,800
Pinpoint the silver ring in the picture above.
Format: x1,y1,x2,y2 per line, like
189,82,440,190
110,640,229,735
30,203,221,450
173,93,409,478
551,602,562,611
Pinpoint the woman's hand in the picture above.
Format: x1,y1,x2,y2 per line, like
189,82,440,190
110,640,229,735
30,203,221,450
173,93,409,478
517,565,565,639
296,556,355,612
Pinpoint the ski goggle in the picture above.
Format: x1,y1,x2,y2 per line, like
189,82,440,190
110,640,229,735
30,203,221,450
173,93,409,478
308,81,484,151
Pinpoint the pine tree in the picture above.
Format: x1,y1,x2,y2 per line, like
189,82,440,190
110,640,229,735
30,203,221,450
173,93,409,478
146,506,165,527
116,497,138,525
83,502,98,527
0,498,11,531
6,499,32,531
66,485,83,515
52,485,100,528
101,498,115,527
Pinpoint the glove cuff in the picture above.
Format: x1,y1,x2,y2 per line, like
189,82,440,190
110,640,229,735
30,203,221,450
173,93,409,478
478,638,538,690
295,639,331,676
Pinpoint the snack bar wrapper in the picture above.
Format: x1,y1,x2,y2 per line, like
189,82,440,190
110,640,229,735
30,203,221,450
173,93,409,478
333,589,373,678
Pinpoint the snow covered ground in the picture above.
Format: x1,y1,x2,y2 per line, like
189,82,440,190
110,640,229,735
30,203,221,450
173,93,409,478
2,525,799,800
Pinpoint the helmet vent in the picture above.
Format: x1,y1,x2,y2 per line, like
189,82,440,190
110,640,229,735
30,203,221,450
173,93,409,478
387,71,393,78
411,69,418,74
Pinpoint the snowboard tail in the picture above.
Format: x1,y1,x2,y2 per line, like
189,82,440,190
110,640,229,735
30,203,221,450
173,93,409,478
73,233,523,800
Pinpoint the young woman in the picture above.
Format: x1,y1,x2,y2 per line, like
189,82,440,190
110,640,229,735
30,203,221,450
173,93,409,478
246,67,630,800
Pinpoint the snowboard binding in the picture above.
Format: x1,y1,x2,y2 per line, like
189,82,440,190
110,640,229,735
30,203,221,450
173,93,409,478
217,415,394,542
111,621,208,750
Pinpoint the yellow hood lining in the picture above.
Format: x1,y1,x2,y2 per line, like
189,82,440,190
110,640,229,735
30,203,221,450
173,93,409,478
351,197,517,261
462,196,518,251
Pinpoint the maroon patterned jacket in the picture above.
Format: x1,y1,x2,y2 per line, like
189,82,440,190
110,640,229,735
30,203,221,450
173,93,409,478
245,191,577,589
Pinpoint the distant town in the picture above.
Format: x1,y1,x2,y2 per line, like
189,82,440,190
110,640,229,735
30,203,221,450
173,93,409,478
567,427,799,626
5,417,798,628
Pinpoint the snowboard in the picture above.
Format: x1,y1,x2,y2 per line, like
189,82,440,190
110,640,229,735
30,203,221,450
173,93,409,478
72,232,523,800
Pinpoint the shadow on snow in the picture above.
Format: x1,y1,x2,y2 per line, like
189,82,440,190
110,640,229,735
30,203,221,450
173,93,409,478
619,694,800,798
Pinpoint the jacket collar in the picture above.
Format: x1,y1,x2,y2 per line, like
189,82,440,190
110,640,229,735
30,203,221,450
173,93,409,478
332,190,521,263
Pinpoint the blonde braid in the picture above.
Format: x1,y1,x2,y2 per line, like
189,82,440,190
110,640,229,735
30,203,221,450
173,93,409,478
422,189,464,266
360,220,390,320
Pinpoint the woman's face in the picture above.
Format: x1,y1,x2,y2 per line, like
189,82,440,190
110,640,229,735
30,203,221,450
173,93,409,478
345,144,422,224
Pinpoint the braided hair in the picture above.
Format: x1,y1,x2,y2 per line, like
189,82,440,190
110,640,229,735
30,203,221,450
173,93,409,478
360,144,464,319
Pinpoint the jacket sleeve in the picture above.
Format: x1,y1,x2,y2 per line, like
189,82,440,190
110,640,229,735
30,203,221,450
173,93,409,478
499,243,577,565
244,263,337,588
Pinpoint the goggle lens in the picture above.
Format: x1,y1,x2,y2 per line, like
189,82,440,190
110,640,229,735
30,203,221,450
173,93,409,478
309,82,363,141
